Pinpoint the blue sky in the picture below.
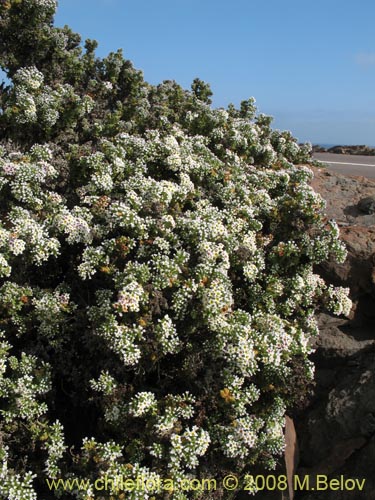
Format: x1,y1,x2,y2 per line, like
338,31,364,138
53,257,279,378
33,1,375,144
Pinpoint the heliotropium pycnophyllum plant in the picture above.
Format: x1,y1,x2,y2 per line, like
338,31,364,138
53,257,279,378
0,1,351,499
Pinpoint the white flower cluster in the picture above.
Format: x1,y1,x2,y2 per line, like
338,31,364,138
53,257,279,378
32,289,74,340
1,155,57,208
0,352,51,423
89,370,117,396
98,317,144,366
201,277,233,319
128,391,157,417
8,207,60,265
55,207,93,244
78,245,108,279
44,421,66,478
113,281,145,314
0,446,37,500
13,66,44,91
326,285,352,316
24,0,57,12
221,416,261,459
154,393,196,437
155,315,180,354
151,251,187,289
7,66,94,128
170,426,211,470
0,254,11,277
72,439,170,500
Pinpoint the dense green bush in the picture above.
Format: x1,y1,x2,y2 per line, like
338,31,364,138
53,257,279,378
0,1,351,498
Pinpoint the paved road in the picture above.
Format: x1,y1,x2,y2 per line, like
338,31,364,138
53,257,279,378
313,152,375,179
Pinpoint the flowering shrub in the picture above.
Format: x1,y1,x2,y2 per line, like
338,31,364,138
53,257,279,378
0,1,351,498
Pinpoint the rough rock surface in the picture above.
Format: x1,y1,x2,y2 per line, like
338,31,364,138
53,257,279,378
292,167,375,499
236,167,375,500
310,167,375,324
358,196,375,215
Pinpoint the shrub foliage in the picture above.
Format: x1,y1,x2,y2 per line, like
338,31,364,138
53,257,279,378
0,1,351,498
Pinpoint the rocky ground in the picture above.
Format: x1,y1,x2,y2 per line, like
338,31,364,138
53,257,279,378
293,167,375,499
238,166,375,500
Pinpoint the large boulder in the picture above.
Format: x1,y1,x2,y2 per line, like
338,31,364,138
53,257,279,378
358,196,375,215
310,167,375,324
293,168,375,499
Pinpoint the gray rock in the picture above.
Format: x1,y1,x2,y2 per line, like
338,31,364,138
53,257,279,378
291,168,375,499
358,196,375,214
